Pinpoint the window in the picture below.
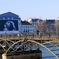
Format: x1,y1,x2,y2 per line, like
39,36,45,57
3,18,5,20
24,29,25,32
12,17,13,19
8,17,9,20
26,26,27,28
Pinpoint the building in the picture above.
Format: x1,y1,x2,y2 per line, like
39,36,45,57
46,19,56,32
27,18,40,26
0,12,35,34
21,21,34,33
0,12,21,34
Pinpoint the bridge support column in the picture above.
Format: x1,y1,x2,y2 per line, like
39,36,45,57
2,53,7,59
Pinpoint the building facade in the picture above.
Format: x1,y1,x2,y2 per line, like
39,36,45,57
21,21,34,33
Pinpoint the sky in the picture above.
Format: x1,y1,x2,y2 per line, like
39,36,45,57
0,0,59,20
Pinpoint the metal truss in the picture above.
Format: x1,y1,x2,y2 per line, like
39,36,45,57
0,39,59,59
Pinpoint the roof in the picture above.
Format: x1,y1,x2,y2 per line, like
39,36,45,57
0,12,20,20
46,20,55,24
31,19,43,22
21,21,32,25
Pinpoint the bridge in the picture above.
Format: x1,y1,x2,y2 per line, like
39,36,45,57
0,35,59,59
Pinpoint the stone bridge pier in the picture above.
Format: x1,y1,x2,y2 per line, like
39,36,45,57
2,53,7,59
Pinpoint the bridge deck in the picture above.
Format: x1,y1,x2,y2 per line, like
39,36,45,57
0,37,59,43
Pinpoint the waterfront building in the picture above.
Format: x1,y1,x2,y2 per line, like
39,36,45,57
0,12,21,34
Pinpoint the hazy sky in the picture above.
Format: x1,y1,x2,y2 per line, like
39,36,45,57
0,0,59,20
